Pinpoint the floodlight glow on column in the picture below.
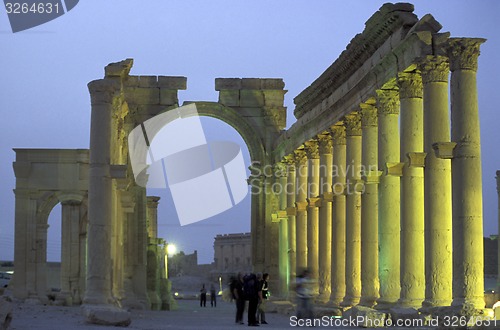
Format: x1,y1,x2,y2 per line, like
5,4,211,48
167,244,176,256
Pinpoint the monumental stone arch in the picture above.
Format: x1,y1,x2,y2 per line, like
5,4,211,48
12,149,89,304
12,3,491,325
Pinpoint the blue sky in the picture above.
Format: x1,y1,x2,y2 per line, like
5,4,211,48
1,1,499,264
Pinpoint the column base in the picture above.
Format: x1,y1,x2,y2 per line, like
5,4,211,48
398,297,424,308
422,298,452,308
147,291,161,311
359,296,378,308
82,304,131,326
316,292,331,305
343,305,387,327
341,296,360,307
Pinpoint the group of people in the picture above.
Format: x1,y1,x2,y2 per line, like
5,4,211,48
230,272,269,326
199,283,217,307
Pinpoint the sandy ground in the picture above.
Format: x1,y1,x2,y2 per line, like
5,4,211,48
9,299,304,330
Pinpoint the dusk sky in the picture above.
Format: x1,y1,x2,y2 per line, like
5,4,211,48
1,1,499,264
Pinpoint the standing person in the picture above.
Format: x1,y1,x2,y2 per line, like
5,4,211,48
200,284,207,307
257,273,269,324
244,273,261,327
210,284,217,307
232,273,246,325
295,269,314,320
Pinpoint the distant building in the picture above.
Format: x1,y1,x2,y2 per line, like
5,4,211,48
213,233,251,275
168,250,198,277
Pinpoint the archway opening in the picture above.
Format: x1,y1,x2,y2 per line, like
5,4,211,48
47,203,62,292
147,115,252,285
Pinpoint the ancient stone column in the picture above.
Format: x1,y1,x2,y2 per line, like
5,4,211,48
275,162,289,298
146,196,161,310
359,102,380,307
448,38,486,309
294,149,308,272
398,72,425,308
418,56,453,307
84,78,130,325
330,123,346,306
318,134,333,303
305,140,320,295
342,112,362,306
283,155,297,297
376,89,401,307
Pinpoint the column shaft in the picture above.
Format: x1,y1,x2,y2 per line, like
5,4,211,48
294,150,308,271
419,56,453,307
448,38,486,309
318,134,333,303
277,164,289,297
284,157,297,297
84,82,115,305
398,72,425,307
360,103,380,307
305,141,320,295
330,123,347,305
343,112,362,306
376,89,401,306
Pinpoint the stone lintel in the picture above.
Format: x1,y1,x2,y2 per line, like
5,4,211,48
158,76,187,90
407,152,427,167
286,207,297,217
362,170,383,184
432,142,457,159
295,201,308,212
385,162,404,176
307,197,322,208
215,78,285,91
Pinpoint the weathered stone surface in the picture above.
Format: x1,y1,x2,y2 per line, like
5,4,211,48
83,305,131,326
343,305,387,328
263,90,286,107
157,76,187,90
240,90,264,107
260,78,285,90
241,78,261,89
0,296,12,330
389,307,423,324
218,90,239,106
215,78,241,90
159,89,178,105
124,87,160,105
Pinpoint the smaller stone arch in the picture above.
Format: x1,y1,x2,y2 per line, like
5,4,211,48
12,149,89,304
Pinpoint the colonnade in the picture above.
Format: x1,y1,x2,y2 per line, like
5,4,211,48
274,38,486,309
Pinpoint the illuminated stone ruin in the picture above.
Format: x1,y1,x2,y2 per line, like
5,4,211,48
12,2,489,325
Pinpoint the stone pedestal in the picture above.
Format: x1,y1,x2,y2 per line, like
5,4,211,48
448,38,486,309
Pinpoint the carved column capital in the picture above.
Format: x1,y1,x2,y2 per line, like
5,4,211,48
273,162,288,177
446,38,486,72
304,140,320,159
397,72,423,99
376,89,400,115
418,55,449,84
294,149,308,166
283,154,296,172
330,123,346,145
344,112,362,136
88,79,121,105
147,196,161,208
360,103,378,127
318,133,333,155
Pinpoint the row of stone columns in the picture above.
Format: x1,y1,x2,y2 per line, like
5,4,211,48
275,38,485,309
